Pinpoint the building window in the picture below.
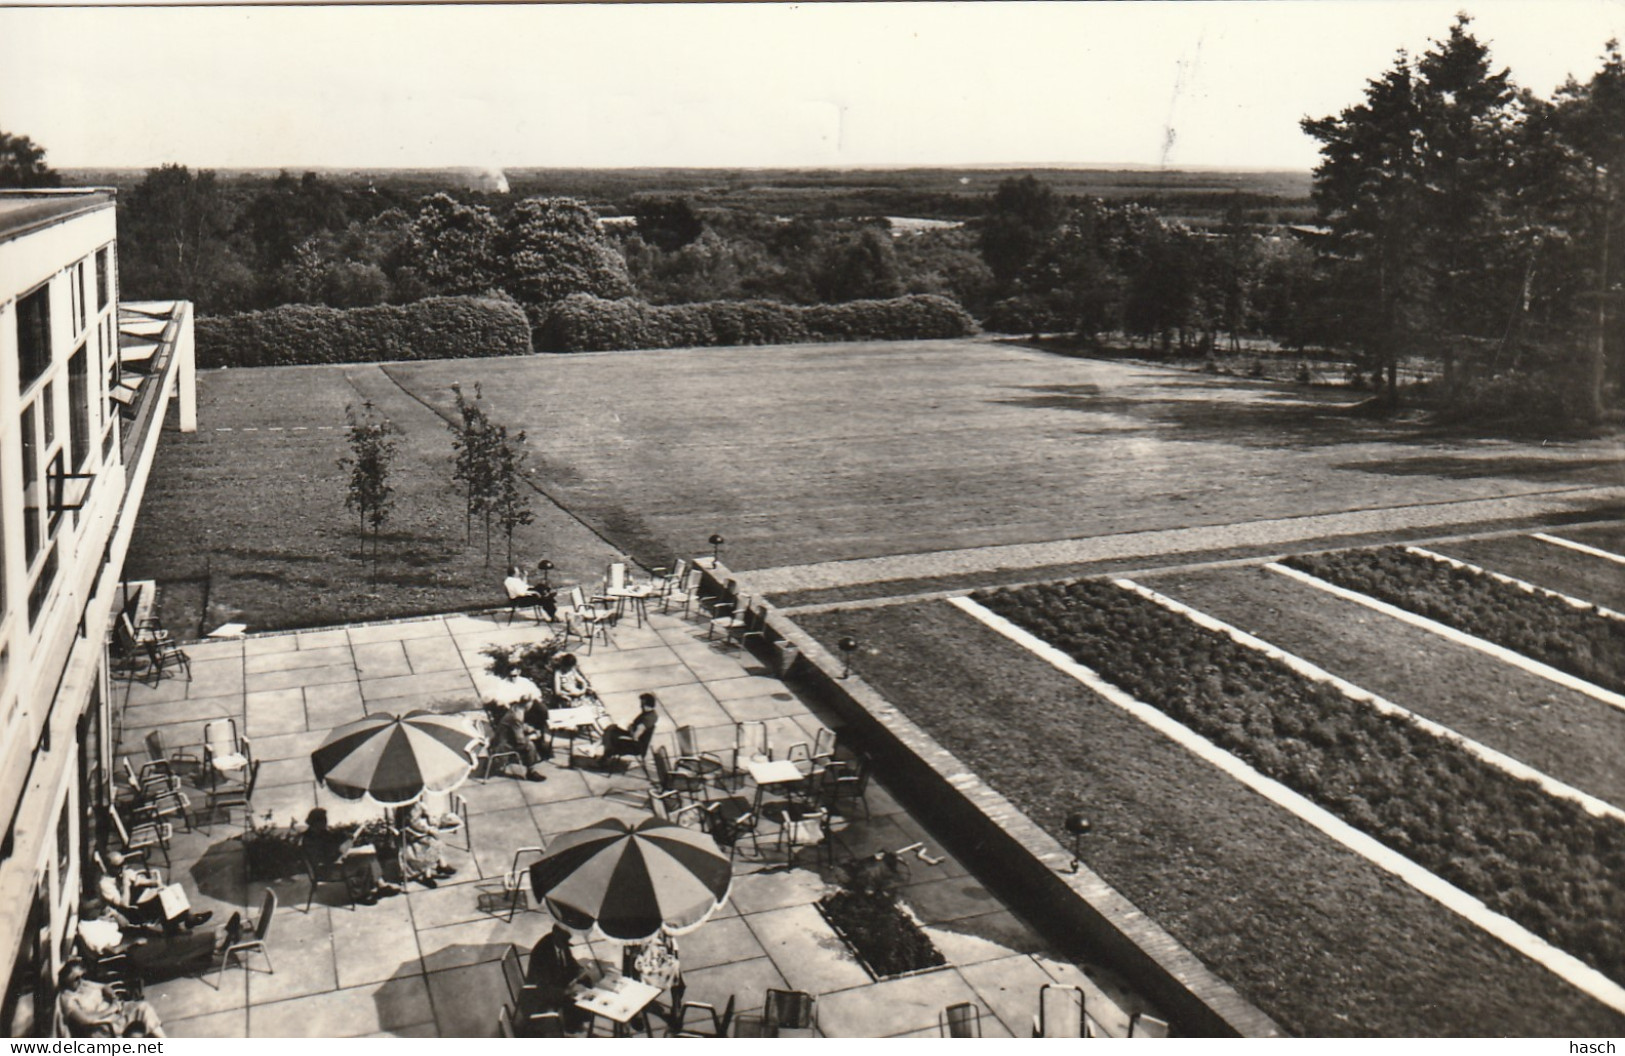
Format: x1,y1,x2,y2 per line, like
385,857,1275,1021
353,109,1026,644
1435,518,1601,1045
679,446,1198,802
95,247,110,310
70,261,86,335
68,345,90,471
16,284,50,391
20,403,39,562
27,547,57,627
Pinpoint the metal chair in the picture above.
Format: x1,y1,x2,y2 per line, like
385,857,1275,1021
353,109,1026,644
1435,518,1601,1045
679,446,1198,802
566,586,615,653
420,789,472,851
702,796,762,861
650,559,694,616
668,994,736,1037
652,746,710,809
217,889,276,988
199,759,259,834
144,729,200,780
473,716,522,781
695,577,737,624
119,758,192,832
1129,1012,1170,1037
143,637,192,685
812,727,838,769
673,726,726,784
108,803,171,868
501,845,549,922
941,1002,983,1037
706,596,748,643
763,988,816,1037
300,846,361,912
719,720,771,791
825,755,874,820
504,577,546,624
1033,983,1089,1037
203,718,251,788
777,806,832,869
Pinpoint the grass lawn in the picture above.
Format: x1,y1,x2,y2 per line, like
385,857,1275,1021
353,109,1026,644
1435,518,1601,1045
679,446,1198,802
797,602,1625,1036
1142,566,1625,810
1430,535,1625,612
380,341,1624,573
126,365,614,635
1565,524,1625,556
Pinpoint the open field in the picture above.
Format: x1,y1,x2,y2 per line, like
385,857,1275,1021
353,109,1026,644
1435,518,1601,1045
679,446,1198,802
383,340,1624,577
795,601,1625,1037
133,338,1624,631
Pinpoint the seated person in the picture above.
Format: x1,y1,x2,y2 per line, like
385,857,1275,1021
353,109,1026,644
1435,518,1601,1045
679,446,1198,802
394,802,458,889
598,693,660,769
57,960,166,1038
300,808,400,904
552,653,597,704
495,701,549,783
95,853,210,933
526,923,591,1033
505,567,558,622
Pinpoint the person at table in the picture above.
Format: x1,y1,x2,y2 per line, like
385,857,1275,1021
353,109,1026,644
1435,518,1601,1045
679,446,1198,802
95,853,211,933
495,700,550,782
57,960,166,1038
301,808,401,903
552,652,597,704
599,693,660,769
394,802,459,888
526,923,591,1033
505,567,558,622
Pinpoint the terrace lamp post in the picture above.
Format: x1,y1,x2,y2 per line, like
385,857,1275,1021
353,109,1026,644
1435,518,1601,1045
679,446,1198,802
708,533,726,566
837,635,858,679
1064,813,1092,875
535,559,554,589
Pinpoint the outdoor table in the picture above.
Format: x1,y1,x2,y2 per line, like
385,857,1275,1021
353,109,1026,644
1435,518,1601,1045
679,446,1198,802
605,585,652,627
747,758,806,813
572,975,662,1037
549,705,604,768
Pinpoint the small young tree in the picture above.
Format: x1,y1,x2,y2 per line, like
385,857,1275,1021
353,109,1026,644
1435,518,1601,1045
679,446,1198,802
338,401,398,580
492,425,536,568
448,382,498,551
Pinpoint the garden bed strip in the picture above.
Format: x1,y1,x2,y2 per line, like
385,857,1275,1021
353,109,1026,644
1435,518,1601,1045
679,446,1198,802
1113,578,1625,823
1267,562,1625,714
1404,545,1625,623
949,594,1625,1017
1533,533,1625,566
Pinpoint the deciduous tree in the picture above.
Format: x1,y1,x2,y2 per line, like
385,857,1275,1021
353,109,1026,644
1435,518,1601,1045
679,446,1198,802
0,131,61,188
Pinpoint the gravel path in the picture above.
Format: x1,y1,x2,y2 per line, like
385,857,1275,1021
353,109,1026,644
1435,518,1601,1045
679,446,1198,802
744,486,1625,595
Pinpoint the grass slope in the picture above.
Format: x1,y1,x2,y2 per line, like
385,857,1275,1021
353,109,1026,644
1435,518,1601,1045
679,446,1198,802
1432,535,1625,613
126,366,609,633
1143,566,1625,809
799,602,1625,1036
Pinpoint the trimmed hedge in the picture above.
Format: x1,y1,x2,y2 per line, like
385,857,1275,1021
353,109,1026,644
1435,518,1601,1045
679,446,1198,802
196,295,533,368
537,293,976,352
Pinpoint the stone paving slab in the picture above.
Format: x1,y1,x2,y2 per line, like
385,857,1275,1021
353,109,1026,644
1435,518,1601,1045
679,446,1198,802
109,606,1130,1037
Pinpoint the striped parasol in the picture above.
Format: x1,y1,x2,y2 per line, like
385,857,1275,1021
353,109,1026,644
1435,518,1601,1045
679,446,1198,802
310,710,480,806
530,815,732,941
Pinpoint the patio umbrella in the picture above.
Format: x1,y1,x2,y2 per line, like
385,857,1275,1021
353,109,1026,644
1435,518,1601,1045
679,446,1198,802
530,815,732,941
310,710,479,806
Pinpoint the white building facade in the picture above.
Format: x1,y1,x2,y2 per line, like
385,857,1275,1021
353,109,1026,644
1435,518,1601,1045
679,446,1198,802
0,189,194,1036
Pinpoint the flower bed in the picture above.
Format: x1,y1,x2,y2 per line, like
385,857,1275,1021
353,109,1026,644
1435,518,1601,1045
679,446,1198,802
817,856,946,980
975,579,1625,989
1144,565,1625,808
799,602,1625,1035
1283,547,1625,695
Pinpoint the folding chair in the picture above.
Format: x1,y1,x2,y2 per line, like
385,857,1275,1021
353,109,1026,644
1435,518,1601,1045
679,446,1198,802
763,988,816,1037
120,759,192,832
217,889,276,987
941,1002,983,1037
1033,983,1089,1037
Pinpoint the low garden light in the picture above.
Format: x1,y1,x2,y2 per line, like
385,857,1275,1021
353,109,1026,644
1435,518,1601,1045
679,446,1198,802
535,559,554,588
708,533,726,564
1063,813,1092,874
837,635,859,678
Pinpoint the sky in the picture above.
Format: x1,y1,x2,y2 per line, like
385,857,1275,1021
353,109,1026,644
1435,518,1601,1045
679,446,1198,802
2,1,1624,172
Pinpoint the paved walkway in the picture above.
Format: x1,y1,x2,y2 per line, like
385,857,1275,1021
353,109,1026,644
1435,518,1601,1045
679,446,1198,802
111,608,1128,1038
743,485,1625,596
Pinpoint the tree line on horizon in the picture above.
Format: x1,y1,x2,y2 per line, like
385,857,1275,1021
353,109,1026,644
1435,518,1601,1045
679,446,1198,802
2,14,1618,426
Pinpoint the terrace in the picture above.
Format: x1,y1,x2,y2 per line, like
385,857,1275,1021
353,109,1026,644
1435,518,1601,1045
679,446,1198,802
108,602,1131,1038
